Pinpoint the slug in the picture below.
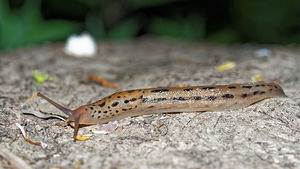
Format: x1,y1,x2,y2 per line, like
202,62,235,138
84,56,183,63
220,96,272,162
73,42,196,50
37,81,286,141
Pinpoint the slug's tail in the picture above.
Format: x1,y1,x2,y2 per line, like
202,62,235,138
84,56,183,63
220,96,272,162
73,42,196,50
37,93,73,116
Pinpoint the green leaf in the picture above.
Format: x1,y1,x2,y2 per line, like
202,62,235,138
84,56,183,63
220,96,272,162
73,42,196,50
33,70,52,90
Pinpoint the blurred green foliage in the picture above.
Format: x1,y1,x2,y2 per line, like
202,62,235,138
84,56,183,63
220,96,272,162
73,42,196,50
148,14,205,40
232,0,300,44
0,0,80,50
1,0,300,51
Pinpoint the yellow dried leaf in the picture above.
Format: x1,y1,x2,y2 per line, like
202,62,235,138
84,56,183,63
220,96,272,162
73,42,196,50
27,93,37,102
252,74,264,81
217,61,236,72
76,134,92,141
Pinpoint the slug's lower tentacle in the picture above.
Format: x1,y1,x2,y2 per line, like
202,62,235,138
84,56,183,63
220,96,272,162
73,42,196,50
73,115,80,142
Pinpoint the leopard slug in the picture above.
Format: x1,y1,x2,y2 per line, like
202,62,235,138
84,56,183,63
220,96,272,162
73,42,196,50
37,81,286,141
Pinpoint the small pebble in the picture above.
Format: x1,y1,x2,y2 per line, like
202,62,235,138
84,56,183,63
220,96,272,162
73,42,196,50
254,48,272,58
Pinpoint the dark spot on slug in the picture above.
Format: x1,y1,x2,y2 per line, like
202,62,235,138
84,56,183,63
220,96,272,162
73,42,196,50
267,84,272,87
153,98,167,102
202,87,215,90
98,110,101,113
97,115,101,119
128,90,135,93
193,96,202,100
99,102,105,107
269,89,273,91
241,94,248,98
261,85,265,87
260,91,266,94
242,86,252,89
92,115,94,117
109,110,112,112
222,94,234,98
228,86,236,89
108,96,112,99
139,95,143,99
128,108,132,110
112,114,115,116
148,106,155,108
85,108,88,111
135,105,138,108
90,107,94,110
183,88,193,91
111,102,119,107
173,97,186,101
124,98,137,104
207,96,216,100
103,111,108,113
122,108,127,111
253,91,259,95
116,110,119,113
151,89,170,93
117,96,121,98
108,106,110,109
255,85,261,87
142,98,149,103
274,85,278,89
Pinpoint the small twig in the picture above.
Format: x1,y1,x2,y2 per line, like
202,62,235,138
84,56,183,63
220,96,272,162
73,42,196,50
15,123,47,149
213,115,223,129
22,109,66,121
87,75,118,89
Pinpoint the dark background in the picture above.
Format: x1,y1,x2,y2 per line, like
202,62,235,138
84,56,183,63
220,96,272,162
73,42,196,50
1,0,300,51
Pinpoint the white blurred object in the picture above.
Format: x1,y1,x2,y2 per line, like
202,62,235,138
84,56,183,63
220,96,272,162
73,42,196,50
15,123,26,138
254,48,272,58
64,33,97,57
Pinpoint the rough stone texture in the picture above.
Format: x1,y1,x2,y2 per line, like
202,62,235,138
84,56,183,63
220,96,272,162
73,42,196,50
0,39,299,169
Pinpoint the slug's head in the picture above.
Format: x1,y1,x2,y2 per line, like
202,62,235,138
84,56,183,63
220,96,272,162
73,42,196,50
37,93,93,142
66,106,97,142
68,105,96,124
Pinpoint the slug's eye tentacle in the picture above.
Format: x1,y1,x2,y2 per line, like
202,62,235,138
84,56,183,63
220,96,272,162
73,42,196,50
37,93,73,117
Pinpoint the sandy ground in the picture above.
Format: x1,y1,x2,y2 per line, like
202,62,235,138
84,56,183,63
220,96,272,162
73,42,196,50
0,39,299,169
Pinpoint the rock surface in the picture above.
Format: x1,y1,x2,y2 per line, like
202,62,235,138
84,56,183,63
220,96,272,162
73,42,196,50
0,39,299,169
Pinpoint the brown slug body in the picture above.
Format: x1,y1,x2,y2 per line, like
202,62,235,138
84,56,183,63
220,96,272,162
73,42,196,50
37,81,286,141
